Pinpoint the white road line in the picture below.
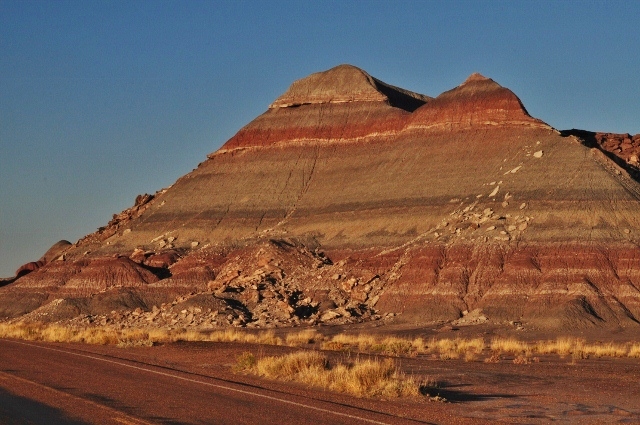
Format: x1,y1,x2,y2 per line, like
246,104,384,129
4,339,394,425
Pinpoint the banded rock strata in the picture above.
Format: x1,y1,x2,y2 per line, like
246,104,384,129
4,64,640,331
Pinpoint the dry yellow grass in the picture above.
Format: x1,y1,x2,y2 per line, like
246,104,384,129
320,333,378,352
285,329,323,346
235,350,420,398
582,342,628,358
371,336,416,356
319,334,487,360
533,338,629,359
455,337,485,353
534,337,580,356
327,335,639,361
430,337,485,360
490,337,530,355
204,329,282,345
0,322,121,345
628,343,640,358
233,351,258,372
3,321,640,363
0,322,284,347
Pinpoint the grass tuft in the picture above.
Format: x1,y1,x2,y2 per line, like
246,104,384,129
285,329,323,346
490,338,529,355
628,343,640,358
233,351,257,372
236,350,421,398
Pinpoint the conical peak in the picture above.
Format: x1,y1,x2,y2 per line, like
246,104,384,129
269,64,430,110
463,72,492,84
408,72,550,130
269,64,387,108
451,73,504,95
436,72,515,101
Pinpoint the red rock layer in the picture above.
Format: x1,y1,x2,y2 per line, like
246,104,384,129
374,243,640,328
406,73,549,131
222,68,549,152
11,257,160,296
595,132,640,166
218,101,410,151
219,65,430,151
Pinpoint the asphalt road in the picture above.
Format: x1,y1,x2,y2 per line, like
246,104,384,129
0,339,431,425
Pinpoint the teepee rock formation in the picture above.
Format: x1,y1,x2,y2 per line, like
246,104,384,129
3,65,640,330
406,72,549,130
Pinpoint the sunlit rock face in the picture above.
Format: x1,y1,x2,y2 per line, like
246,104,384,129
4,64,640,330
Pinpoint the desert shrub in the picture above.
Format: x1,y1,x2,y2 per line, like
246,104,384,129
512,355,531,365
484,354,501,363
254,350,327,380
236,350,421,398
321,340,347,351
233,351,257,372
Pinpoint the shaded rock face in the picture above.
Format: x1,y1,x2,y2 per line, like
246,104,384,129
3,64,640,330
561,129,640,180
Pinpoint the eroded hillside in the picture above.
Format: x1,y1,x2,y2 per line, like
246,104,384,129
4,65,640,331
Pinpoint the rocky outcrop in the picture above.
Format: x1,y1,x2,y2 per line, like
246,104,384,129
561,129,640,180
76,193,157,246
15,261,45,278
3,64,640,331
595,132,640,166
13,240,72,278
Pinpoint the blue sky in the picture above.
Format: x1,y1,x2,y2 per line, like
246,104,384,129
1,0,639,277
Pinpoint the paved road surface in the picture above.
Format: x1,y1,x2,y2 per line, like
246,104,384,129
0,339,432,425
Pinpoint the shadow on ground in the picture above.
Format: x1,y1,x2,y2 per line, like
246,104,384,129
0,387,89,425
421,382,520,403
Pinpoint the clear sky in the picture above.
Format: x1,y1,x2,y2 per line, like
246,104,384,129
1,0,639,277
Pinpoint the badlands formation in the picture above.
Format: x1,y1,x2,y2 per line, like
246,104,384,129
3,65,640,332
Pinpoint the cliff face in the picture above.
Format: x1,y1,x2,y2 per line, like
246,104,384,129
4,65,640,330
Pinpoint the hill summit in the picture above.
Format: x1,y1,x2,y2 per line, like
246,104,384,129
3,65,640,332
269,64,431,110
